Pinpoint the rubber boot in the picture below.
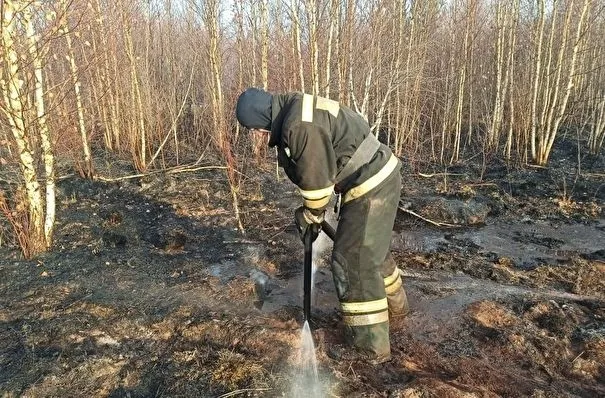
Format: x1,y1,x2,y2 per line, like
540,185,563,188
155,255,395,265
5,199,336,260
382,255,410,316
388,282,409,317
340,322,391,364
331,253,392,364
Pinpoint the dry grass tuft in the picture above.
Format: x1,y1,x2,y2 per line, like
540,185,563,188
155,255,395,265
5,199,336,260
211,350,265,391
467,301,519,328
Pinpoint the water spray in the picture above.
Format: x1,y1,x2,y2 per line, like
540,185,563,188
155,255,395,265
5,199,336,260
294,221,337,397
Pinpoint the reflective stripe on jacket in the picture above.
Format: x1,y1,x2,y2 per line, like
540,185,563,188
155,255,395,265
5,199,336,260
269,92,396,209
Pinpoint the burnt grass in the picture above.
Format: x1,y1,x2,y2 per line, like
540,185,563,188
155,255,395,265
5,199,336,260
1,138,604,397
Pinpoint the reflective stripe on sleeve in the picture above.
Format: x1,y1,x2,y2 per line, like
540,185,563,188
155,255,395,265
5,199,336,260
341,298,388,314
299,185,334,200
343,310,389,326
300,185,333,210
304,196,331,210
301,94,314,122
343,154,399,203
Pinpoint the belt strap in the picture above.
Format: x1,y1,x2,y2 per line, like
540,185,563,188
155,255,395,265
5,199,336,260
335,133,381,185
343,154,399,203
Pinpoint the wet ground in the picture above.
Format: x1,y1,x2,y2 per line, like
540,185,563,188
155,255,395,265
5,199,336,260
1,141,604,397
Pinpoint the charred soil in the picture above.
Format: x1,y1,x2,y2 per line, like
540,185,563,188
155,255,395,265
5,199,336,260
1,142,604,397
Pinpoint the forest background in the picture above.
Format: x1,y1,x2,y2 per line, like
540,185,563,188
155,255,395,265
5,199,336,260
1,0,604,257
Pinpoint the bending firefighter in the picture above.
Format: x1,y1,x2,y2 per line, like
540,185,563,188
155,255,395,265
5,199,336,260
236,88,409,364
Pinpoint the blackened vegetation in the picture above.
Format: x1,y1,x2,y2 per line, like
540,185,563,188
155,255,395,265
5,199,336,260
0,141,604,397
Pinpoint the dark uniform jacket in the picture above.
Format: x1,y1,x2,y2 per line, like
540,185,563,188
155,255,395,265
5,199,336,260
269,92,399,211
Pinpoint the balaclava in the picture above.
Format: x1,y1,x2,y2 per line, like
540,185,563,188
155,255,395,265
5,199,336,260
236,88,272,130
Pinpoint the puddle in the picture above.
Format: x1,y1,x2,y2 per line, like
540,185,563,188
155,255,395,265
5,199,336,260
259,267,338,314
203,250,338,316
202,219,604,317
402,268,601,344
397,219,605,269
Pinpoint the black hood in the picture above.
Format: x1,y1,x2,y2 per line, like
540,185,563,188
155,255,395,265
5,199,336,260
235,88,272,130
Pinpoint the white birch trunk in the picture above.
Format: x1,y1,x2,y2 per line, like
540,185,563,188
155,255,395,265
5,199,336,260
261,0,269,90
119,0,147,170
541,0,591,164
324,0,338,98
530,0,545,161
292,0,305,91
305,0,319,95
1,0,45,255
61,0,93,177
24,3,55,248
504,0,519,159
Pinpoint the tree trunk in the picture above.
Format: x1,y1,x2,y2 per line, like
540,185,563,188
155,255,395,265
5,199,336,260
292,0,305,91
200,0,244,233
119,0,147,171
24,3,56,248
62,0,94,178
261,0,269,90
504,0,519,159
540,0,591,164
1,0,46,256
324,0,338,98
530,0,546,161
305,0,319,95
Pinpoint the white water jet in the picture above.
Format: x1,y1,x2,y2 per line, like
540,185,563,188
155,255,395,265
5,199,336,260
311,223,333,305
300,321,319,379
290,215,336,397
290,320,323,397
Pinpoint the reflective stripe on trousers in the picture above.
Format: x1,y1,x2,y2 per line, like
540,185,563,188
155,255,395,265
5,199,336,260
331,160,402,357
383,266,403,295
341,298,389,327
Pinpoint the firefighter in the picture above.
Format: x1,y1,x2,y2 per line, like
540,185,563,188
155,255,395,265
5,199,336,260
236,87,409,364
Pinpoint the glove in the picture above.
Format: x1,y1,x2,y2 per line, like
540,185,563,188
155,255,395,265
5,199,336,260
294,206,325,243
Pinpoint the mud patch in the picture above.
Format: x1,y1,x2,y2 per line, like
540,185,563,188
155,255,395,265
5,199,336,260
0,149,604,396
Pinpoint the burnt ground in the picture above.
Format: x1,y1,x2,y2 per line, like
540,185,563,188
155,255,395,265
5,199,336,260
0,139,604,397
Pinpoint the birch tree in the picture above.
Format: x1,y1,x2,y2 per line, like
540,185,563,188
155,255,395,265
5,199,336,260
393,0,439,158
119,0,148,171
323,0,338,98
439,2,459,164
503,0,519,159
24,4,56,247
251,0,269,160
260,0,269,90
193,0,244,232
449,0,477,164
531,0,592,165
1,1,55,256
347,2,385,122
370,0,405,135
94,0,122,151
291,0,305,91
585,33,605,155
60,0,94,178
234,0,245,145
305,0,320,95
